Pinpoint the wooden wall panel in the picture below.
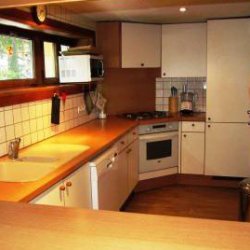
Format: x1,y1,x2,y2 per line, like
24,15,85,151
103,68,160,115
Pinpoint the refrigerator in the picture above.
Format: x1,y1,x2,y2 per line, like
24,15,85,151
205,18,250,177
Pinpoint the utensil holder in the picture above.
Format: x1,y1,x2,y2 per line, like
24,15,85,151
169,96,179,113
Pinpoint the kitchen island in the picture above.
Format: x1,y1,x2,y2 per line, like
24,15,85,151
0,200,249,250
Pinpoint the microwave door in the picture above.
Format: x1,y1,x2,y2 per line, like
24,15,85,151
91,58,104,78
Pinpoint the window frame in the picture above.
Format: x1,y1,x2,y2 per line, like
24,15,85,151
0,24,76,89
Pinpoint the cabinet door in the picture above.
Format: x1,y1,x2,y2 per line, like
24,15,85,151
127,139,139,194
64,165,92,209
122,23,161,68
181,133,204,175
205,123,250,177
207,19,250,122
162,23,207,77
31,181,65,207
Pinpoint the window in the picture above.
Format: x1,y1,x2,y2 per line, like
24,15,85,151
0,34,34,80
43,41,56,78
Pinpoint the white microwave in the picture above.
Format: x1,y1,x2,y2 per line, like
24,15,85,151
58,55,104,83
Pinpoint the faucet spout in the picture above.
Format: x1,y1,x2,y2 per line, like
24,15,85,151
8,138,21,160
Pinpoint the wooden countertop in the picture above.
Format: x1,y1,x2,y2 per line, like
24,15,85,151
1,200,250,250
0,117,137,202
0,113,205,203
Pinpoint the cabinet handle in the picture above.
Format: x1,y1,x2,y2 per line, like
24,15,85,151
192,123,195,127
183,134,187,138
208,117,211,121
126,148,132,154
163,73,166,76
208,124,211,128
247,110,250,115
66,181,72,187
60,185,65,191
107,161,113,169
141,63,144,67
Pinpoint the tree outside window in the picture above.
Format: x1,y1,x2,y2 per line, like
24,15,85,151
0,34,34,80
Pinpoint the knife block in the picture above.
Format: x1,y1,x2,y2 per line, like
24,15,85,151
169,96,179,113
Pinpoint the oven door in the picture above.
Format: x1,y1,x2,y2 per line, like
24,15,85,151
139,131,178,173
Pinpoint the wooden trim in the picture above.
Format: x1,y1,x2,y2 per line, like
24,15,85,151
0,84,97,107
0,8,95,41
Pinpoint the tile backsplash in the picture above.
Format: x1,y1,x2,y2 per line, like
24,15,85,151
0,93,97,158
155,77,207,112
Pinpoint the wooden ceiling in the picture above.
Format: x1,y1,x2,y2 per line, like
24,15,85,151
0,0,249,10
60,0,250,14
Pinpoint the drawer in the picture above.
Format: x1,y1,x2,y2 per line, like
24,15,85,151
115,134,128,153
128,127,138,144
182,122,205,132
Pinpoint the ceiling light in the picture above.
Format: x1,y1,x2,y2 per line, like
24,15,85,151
179,7,187,13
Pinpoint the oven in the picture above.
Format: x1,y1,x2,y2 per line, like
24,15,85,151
139,122,178,177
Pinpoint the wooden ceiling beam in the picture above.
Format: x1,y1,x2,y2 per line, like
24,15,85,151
0,0,94,9
0,0,249,10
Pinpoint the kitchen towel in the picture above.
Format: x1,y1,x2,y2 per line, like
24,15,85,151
51,94,60,124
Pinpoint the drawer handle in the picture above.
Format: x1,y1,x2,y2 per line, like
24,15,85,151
192,124,195,127
107,161,113,169
208,124,211,128
126,148,132,154
120,141,125,145
183,134,187,138
60,185,65,191
141,63,144,67
208,117,211,121
66,181,72,187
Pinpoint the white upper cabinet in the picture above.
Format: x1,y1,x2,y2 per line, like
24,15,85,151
121,23,161,68
161,23,207,77
207,18,250,122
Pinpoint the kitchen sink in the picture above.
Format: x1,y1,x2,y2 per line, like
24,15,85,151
18,156,58,163
0,143,90,183
0,161,56,182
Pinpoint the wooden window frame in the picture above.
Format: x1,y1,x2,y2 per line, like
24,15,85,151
0,24,77,90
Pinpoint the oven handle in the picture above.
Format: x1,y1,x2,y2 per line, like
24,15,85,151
139,131,178,141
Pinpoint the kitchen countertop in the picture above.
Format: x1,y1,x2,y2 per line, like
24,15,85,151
0,200,250,250
0,117,137,202
0,113,205,203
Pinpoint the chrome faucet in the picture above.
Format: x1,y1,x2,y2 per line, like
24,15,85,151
8,138,21,160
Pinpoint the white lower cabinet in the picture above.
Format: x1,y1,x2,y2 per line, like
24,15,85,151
31,164,92,209
181,122,205,175
205,123,250,177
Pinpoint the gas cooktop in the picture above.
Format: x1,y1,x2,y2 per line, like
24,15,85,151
121,111,169,120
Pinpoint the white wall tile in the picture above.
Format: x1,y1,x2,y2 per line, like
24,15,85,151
0,127,6,143
14,123,23,138
5,125,15,141
0,112,5,127
4,110,14,125
0,93,97,157
21,106,30,121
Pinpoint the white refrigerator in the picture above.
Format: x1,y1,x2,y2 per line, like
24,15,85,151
205,18,250,177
